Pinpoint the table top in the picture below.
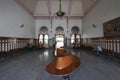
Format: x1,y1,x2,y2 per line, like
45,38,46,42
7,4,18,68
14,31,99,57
46,55,80,76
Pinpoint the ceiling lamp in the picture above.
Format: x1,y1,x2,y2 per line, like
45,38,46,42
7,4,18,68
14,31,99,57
56,0,65,17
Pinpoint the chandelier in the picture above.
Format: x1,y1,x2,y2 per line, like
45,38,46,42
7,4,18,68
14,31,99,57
55,0,65,17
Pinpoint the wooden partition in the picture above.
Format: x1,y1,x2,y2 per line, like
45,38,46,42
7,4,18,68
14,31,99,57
33,39,39,47
91,38,120,54
0,37,37,58
82,37,120,57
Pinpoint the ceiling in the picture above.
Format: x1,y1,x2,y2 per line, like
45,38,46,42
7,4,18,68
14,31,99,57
16,0,99,19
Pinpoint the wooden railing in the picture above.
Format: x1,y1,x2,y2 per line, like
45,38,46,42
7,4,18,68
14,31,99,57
0,37,37,58
82,37,120,58
91,38,120,54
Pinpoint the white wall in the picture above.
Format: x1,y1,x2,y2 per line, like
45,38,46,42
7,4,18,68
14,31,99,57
82,0,120,38
0,0,35,38
35,19,82,39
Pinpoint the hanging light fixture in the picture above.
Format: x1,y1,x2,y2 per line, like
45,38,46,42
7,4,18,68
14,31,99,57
56,0,65,17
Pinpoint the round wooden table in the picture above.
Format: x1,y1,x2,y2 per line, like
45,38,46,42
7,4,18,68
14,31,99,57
46,55,80,80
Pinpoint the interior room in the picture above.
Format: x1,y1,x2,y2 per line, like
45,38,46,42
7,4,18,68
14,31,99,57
0,0,120,80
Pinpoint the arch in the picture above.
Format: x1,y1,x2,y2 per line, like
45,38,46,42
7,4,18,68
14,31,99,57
56,26,64,34
71,26,81,48
39,26,49,48
71,26,79,34
40,26,48,34
55,26,64,48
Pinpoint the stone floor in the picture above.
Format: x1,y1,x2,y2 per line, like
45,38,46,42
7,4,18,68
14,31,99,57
0,48,120,80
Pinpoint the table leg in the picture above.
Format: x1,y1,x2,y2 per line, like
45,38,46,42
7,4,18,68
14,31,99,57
63,75,70,80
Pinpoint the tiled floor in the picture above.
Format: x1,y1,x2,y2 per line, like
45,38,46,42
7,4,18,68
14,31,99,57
0,48,120,80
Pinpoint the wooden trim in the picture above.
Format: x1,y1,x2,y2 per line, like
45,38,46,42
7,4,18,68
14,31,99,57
0,36,37,58
82,37,120,55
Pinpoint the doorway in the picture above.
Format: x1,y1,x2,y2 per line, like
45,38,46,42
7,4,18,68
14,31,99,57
55,26,64,48
55,34,64,48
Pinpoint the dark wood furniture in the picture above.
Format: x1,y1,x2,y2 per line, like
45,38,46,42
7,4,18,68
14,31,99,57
54,48,66,56
0,37,37,58
82,37,120,60
46,54,80,80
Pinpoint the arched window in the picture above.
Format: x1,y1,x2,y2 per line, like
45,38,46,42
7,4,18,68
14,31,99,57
39,26,49,48
71,26,81,48
56,26,64,34
55,26,64,48
71,26,79,34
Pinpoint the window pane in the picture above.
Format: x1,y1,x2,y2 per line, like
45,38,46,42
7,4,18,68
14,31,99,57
76,35,80,38
76,35,80,43
44,40,48,44
71,40,74,44
39,35,43,44
44,35,48,44
71,34,75,44
39,35,43,39
44,35,48,39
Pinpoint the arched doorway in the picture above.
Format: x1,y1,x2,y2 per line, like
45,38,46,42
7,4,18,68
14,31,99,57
39,26,49,48
71,26,81,48
55,26,64,48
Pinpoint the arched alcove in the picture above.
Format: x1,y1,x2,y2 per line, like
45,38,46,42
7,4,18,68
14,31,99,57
55,26,64,48
71,26,79,34
71,26,81,48
39,26,48,34
39,26,49,48
55,26,64,34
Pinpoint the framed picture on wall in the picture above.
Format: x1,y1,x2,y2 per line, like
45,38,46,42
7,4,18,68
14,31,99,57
103,17,120,37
